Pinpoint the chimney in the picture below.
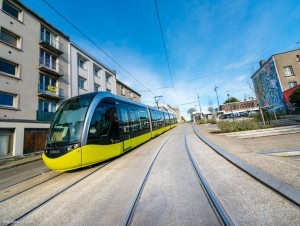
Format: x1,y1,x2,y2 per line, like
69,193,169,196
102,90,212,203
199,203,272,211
259,60,265,67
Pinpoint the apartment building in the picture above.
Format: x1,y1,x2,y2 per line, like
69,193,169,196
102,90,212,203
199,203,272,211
69,43,116,96
251,49,300,110
116,79,141,102
0,0,69,156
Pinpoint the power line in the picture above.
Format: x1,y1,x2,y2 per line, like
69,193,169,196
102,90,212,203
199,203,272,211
154,0,182,104
42,0,157,97
137,62,255,92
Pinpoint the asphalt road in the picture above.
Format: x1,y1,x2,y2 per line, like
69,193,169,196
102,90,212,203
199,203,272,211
0,124,299,225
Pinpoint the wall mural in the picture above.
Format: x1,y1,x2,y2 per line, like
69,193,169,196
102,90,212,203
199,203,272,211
252,58,284,109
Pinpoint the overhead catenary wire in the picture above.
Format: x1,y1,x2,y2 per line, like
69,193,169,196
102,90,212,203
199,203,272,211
42,0,157,97
137,62,255,92
154,0,183,104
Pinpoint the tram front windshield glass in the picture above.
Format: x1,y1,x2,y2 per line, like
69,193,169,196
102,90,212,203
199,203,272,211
47,95,95,146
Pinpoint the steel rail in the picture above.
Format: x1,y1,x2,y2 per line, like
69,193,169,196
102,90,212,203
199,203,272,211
122,131,176,226
185,126,234,226
0,169,51,191
6,162,111,226
0,172,63,203
191,124,300,207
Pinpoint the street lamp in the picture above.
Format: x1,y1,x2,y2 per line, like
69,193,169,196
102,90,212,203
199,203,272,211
214,86,220,110
197,90,202,119
227,93,234,121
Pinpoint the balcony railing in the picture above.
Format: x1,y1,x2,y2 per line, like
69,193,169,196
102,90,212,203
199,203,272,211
36,110,55,122
40,31,63,54
39,57,64,76
38,83,64,99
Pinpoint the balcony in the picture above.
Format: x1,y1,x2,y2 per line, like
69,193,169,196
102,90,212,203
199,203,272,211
39,57,64,77
38,83,64,100
39,32,63,55
36,110,55,122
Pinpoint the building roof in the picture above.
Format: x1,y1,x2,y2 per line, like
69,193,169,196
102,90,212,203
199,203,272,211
251,48,300,79
116,79,141,96
70,42,116,75
13,0,70,39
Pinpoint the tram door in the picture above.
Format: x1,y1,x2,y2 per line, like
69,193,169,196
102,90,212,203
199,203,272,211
118,104,132,152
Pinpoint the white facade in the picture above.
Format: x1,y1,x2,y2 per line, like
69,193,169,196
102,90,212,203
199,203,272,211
69,43,117,97
0,0,69,157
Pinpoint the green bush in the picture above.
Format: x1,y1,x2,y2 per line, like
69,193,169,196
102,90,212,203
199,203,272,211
197,118,217,124
217,119,260,133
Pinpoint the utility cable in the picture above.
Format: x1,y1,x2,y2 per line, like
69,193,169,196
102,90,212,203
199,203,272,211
42,0,157,97
154,0,183,104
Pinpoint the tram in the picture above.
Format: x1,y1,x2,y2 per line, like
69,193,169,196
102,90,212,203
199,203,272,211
43,92,177,172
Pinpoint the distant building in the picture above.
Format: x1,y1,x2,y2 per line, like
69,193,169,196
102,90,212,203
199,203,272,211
69,43,117,96
116,79,141,102
219,98,258,115
158,104,181,122
251,49,300,110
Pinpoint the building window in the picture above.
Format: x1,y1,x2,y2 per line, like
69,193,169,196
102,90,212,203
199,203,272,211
2,1,21,20
288,81,297,89
0,58,18,77
130,92,133,99
0,129,14,156
40,27,58,49
284,66,294,77
297,55,300,62
78,58,85,69
0,28,20,48
40,50,57,70
0,92,15,108
78,76,86,89
106,73,111,83
39,74,57,93
93,66,101,77
120,85,125,96
38,99,56,112
94,84,100,92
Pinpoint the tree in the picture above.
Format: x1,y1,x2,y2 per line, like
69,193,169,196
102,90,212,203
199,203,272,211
290,88,300,106
187,108,196,121
207,106,214,113
224,97,239,104
187,108,196,114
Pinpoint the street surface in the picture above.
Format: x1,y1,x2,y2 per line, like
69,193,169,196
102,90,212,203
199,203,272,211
0,124,299,225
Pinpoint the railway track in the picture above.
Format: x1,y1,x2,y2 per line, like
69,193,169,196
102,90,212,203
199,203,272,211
123,126,232,226
122,131,175,226
191,124,300,207
184,127,233,226
1,124,298,225
1,161,110,226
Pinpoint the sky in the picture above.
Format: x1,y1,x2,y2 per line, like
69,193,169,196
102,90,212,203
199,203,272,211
22,0,300,119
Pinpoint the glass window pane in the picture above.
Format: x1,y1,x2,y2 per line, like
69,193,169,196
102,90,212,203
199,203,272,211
2,1,19,19
0,93,14,107
1,29,17,47
0,59,16,75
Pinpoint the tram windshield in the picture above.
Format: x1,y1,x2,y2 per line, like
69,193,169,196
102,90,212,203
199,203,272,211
47,94,96,146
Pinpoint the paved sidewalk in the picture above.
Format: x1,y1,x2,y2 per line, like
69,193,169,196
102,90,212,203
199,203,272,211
0,153,42,171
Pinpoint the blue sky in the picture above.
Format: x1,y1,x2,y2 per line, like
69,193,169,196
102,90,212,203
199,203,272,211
22,0,300,119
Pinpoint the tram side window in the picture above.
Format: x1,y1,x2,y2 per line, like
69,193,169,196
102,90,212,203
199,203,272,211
128,107,139,132
151,110,163,129
118,105,130,134
139,108,150,130
157,111,164,128
88,105,112,139
164,112,170,126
